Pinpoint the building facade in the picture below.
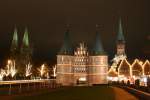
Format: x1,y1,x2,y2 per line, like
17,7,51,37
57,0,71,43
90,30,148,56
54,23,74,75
56,30,108,86
107,18,150,85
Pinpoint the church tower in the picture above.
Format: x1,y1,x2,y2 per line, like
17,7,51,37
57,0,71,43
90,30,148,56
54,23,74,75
116,18,126,56
10,27,19,60
56,29,73,86
88,29,108,85
20,28,32,73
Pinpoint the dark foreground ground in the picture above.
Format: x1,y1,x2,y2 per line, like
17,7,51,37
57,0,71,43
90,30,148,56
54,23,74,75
0,86,138,100
15,86,114,100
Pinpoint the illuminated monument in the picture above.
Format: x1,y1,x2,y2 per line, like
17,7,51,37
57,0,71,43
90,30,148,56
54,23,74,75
116,18,126,57
10,27,19,60
56,29,108,86
108,18,127,81
113,18,126,64
20,28,33,74
10,27,32,76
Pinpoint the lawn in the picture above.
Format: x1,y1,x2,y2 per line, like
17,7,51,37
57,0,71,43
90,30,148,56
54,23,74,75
14,86,115,100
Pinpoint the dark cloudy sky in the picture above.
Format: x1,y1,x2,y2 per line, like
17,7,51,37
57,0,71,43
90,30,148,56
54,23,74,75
0,0,149,64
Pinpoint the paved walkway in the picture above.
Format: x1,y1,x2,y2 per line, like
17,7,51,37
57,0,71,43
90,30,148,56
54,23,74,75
112,87,138,100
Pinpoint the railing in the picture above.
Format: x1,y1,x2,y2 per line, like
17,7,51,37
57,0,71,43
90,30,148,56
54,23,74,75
0,79,60,95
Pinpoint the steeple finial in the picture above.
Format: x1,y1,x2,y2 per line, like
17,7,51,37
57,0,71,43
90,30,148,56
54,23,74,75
117,18,125,41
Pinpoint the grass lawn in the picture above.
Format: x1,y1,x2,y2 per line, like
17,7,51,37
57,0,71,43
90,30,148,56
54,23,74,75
14,86,115,100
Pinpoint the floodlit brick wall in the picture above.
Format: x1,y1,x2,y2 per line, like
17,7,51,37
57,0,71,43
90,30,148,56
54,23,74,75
56,55,73,86
56,54,108,86
88,56,108,85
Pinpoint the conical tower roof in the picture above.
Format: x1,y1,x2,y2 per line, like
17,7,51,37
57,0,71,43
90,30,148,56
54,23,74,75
11,27,18,50
117,18,125,41
59,30,72,55
22,28,29,47
93,31,106,55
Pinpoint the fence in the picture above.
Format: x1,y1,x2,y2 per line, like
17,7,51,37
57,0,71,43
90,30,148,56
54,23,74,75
0,79,59,95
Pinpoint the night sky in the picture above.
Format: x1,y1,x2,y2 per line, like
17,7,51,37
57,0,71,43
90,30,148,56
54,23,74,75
0,0,149,65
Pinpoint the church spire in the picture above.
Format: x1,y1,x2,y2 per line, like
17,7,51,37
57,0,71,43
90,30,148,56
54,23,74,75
117,18,125,41
116,18,126,56
11,27,18,51
59,26,72,55
93,25,105,55
22,27,29,47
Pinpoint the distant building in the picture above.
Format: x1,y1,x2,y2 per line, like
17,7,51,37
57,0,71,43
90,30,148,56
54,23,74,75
10,27,19,68
143,60,150,75
108,18,149,85
10,27,32,76
10,27,19,60
112,18,126,64
116,18,126,57
56,29,108,86
118,58,131,78
20,28,33,74
131,59,143,78
109,18,127,79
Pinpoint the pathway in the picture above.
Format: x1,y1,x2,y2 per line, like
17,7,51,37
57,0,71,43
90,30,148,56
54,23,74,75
112,87,138,100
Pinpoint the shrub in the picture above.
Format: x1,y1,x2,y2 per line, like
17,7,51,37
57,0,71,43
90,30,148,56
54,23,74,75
135,79,140,87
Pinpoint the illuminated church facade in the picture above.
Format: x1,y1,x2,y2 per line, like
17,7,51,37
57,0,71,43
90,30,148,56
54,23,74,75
10,27,32,76
56,30,108,86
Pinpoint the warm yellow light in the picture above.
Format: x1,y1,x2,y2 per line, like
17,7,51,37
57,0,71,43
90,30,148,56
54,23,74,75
25,63,32,77
52,65,57,77
8,60,11,65
5,60,17,78
0,69,6,81
38,64,47,78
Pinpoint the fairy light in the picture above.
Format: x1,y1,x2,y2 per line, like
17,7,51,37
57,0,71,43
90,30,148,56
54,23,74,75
25,63,32,77
131,59,143,77
112,54,126,65
10,60,17,77
5,60,17,78
110,54,126,78
118,58,132,77
41,64,45,76
0,69,6,81
52,65,57,77
142,60,150,75
6,60,11,76
108,67,118,75
38,64,46,78
108,64,118,81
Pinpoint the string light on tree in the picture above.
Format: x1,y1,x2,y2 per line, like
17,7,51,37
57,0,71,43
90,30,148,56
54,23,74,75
52,65,57,77
25,63,32,77
6,60,17,78
38,64,47,78
0,69,6,81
